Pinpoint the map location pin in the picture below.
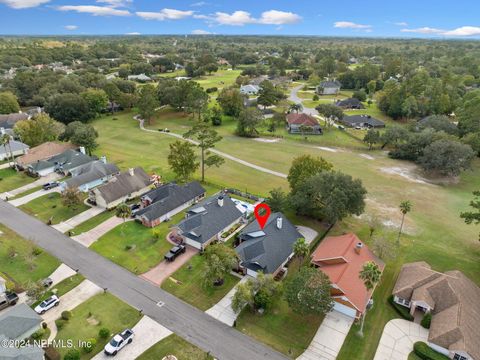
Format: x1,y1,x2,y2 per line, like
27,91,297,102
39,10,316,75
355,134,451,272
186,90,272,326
254,203,271,229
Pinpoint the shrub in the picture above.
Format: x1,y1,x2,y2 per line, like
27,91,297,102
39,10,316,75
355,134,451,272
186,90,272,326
206,87,218,93
42,322,48,329
61,310,72,320
55,319,66,330
64,349,81,360
32,247,43,256
125,244,133,250
44,346,61,360
30,329,45,339
388,295,414,320
421,312,432,329
98,327,110,339
313,94,319,101
83,338,97,353
413,342,450,360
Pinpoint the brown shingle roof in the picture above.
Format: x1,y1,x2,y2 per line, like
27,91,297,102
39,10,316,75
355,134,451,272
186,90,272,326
95,167,152,204
15,142,76,167
286,113,319,127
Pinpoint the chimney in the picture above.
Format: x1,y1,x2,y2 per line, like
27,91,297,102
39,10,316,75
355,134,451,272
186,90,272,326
354,242,363,255
217,195,224,207
100,156,107,164
276,217,283,230
79,146,86,155
128,168,135,176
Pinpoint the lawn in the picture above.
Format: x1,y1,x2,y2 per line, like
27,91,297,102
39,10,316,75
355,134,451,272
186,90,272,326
19,192,89,225
8,185,43,200
194,69,242,92
161,254,240,311
137,334,213,360
33,274,85,307
0,168,36,194
69,210,116,236
0,224,59,289
54,293,142,359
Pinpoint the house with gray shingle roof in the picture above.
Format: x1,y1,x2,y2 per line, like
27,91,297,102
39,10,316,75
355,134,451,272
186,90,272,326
0,140,29,161
236,212,301,277
28,148,95,177
316,80,341,95
61,158,119,192
0,112,29,129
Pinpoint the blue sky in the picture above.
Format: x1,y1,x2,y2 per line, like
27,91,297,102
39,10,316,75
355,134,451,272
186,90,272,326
0,0,479,38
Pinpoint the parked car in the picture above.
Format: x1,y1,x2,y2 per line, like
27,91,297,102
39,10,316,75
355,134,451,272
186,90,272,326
42,277,53,288
104,329,134,356
338,125,345,130
0,292,19,311
164,244,186,262
34,295,59,314
43,182,59,190
129,203,141,217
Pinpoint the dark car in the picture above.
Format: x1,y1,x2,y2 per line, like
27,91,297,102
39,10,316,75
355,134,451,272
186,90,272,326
164,244,186,262
43,182,59,190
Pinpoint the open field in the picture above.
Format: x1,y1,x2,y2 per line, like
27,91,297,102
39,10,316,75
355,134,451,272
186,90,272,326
194,69,242,91
137,334,213,360
0,168,36,194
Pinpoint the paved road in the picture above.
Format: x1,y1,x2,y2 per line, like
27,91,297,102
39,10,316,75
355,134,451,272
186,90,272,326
0,200,288,360
288,85,318,116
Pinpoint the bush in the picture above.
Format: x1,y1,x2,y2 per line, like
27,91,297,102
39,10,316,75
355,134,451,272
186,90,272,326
421,312,432,329
30,329,45,339
313,94,319,101
44,345,61,360
61,310,72,320
388,295,414,320
83,338,97,353
98,327,110,339
64,349,81,360
206,87,218,93
32,247,43,256
42,322,48,329
55,319,66,330
413,342,450,360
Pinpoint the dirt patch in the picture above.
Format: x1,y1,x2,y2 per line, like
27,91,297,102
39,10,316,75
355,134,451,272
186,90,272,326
87,316,99,326
317,146,340,153
252,138,281,143
359,153,375,160
363,198,417,235
379,166,432,185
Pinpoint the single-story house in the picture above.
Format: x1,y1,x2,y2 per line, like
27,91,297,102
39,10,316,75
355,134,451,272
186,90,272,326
236,212,301,278
0,304,44,360
316,80,341,95
172,194,244,251
136,181,206,228
335,98,365,109
286,113,322,134
0,140,29,161
128,73,152,82
0,112,29,129
392,262,480,360
340,115,385,129
90,167,152,209
15,141,76,170
311,233,385,319
61,158,119,192
240,84,260,95
27,148,94,177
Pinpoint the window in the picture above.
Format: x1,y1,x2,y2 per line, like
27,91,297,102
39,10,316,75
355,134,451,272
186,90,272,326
453,354,468,360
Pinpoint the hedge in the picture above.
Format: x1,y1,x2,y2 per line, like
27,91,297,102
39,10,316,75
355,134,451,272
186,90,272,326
421,312,431,329
413,342,450,360
388,295,414,320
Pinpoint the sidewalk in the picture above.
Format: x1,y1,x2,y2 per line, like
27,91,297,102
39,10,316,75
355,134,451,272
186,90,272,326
52,206,105,233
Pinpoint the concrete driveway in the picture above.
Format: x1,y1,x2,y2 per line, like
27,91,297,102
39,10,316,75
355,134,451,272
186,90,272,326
373,319,428,360
1,173,62,200
92,316,172,360
296,226,319,245
72,216,130,247
48,264,77,287
206,276,248,326
9,187,60,207
52,206,105,233
297,310,354,360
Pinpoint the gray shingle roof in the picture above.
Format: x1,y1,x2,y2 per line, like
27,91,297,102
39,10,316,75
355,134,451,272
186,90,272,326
65,160,119,188
95,167,151,204
236,212,301,274
341,115,385,128
136,181,206,222
28,149,94,173
176,194,243,245
0,140,29,155
0,113,29,129
335,98,364,108
0,338,44,360
0,303,42,340
319,80,341,88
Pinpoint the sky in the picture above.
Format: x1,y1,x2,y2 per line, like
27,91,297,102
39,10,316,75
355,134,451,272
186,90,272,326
0,0,480,38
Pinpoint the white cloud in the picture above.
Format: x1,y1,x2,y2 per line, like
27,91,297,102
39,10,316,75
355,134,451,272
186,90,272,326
125,32,141,35
136,8,193,21
213,10,255,26
0,0,50,9
191,29,211,34
442,26,480,36
190,1,207,6
57,5,131,16
96,0,132,7
64,25,78,30
258,10,301,25
394,21,408,26
206,9,301,26
334,21,372,29
400,27,445,34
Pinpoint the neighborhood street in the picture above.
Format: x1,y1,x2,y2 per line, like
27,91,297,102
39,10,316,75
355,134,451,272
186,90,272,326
0,200,288,360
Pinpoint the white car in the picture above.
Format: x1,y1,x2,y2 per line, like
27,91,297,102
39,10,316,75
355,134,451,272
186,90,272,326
104,329,134,356
34,295,60,314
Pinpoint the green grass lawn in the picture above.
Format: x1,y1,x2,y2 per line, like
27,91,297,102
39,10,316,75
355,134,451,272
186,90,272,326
69,210,117,236
55,293,142,359
137,334,213,360
33,274,85,307
19,192,89,225
194,69,242,92
161,254,240,311
8,185,43,200
0,168,36,193
0,224,59,289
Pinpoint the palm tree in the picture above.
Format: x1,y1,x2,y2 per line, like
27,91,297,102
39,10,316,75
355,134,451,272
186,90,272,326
397,200,412,245
358,261,382,336
293,237,309,266
289,103,303,114
1,134,13,167
115,203,131,236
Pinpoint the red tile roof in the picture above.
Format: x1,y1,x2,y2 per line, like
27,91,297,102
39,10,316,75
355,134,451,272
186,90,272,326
311,233,385,314
286,113,319,126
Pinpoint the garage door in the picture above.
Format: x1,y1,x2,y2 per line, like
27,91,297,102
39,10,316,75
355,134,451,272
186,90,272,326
333,302,357,318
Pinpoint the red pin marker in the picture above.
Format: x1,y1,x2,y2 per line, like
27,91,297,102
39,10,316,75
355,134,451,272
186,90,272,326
254,203,271,229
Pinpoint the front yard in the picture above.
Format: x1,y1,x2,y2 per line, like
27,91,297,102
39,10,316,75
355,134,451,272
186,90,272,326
0,167,36,193
137,334,213,360
33,274,85,307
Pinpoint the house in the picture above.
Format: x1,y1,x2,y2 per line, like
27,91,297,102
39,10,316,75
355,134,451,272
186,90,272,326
335,98,365,109
172,194,244,251
27,148,94,177
127,73,152,82
0,304,44,360
0,112,29,129
240,84,260,95
392,262,480,360
136,181,206,228
61,158,119,192
90,167,152,209
340,115,385,129
286,113,322,134
310,233,385,319
0,140,29,161
236,212,301,278
316,80,341,95
15,142,76,170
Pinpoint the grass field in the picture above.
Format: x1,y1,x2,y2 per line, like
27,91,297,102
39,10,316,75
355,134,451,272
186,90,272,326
0,168,36,193
137,334,213,360
19,192,89,225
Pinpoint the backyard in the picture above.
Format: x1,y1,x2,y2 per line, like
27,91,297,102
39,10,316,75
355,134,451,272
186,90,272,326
137,334,213,360
0,167,36,194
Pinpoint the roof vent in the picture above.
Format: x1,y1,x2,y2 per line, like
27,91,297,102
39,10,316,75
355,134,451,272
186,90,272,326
354,242,363,254
128,168,135,176
276,217,283,229
218,196,224,207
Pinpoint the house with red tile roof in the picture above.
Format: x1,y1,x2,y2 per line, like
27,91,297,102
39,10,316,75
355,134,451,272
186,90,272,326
286,113,322,135
310,233,385,319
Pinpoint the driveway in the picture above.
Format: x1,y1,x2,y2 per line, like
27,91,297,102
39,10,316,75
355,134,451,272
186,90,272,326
9,187,60,207
52,206,105,233
288,84,318,116
373,319,428,360
140,246,198,285
1,172,62,200
92,316,172,360
296,226,319,245
297,310,354,360
48,263,77,287
205,276,249,326
72,215,128,247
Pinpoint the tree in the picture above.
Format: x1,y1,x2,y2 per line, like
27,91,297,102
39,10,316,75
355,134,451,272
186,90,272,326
137,84,159,125
61,187,82,209
289,103,303,114
416,115,458,135
293,238,309,265
204,106,223,126
290,171,367,224
462,132,480,157
284,267,334,316
115,203,131,236
0,91,20,114
185,85,209,120
45,93,91,124
418,139,475,176
184,121,224,182
1,134,14,166
460,190,480,241
231,273,280,313
236,108,263,137
457,90,480,135
358,261,382,336
397,200,412,245
315,104,344,130
60,121,98,155
380,125,409,149
81,89,108,118
266,188,287,212
13,113,65,147
257,80,283,109
352,89,367,102
203,243,238,287
167,140,199,181
217,87,244,117
363,129,381,150
287,154,333,193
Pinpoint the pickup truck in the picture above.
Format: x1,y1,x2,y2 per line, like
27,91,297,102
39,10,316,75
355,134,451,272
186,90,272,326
104,329,134,356
164,244,186,262
0,292,19,311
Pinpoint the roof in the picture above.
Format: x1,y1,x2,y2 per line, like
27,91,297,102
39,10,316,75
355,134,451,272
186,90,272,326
335,98,364,108
319,80,341,88
0,140,29,155
95,167,152,204
0,303,42,340
175,194,243,244
393,262,480,359
16,142,76,167
65,160,119,188
240,84,260,92
0,113,29,129
310,233,385,313
136,181,206,222
341,115,385,127
0,339,44,360
236,212,301,274
28,149,94,173
286,113,320,127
